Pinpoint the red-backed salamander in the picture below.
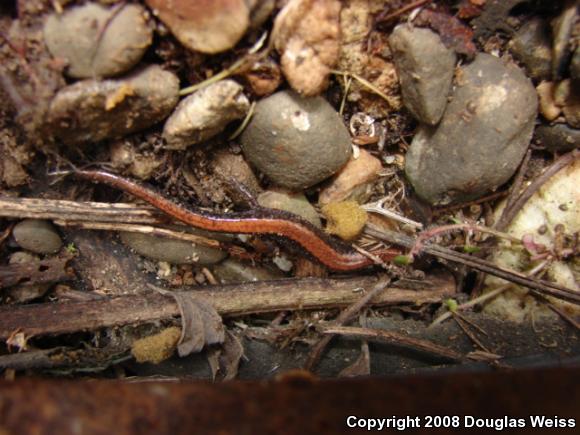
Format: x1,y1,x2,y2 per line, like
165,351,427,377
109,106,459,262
73,170,400,271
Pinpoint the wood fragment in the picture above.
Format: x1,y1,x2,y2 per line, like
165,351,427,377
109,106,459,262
0,276,455,340
0,256,73,289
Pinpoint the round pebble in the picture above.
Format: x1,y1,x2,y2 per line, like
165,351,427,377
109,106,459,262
240,90,352,190
13,219,62,254
258,189,321,227
44,3,152,78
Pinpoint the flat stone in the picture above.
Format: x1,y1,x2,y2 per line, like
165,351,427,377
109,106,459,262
509,18,552,80
389,25,456,125
46,65,179,145
405,54,538,205
145,0,249,54
240,90,352,190
535,123,579,152
163,80,249,150
212,259,284,284
13,219,62,254
44,3,152,78
258,189,321,227
120,231,227,265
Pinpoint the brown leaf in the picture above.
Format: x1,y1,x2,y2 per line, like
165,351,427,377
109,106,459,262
205,330,244,381
154,287,225,356
416,10,476,58
272,0,341,95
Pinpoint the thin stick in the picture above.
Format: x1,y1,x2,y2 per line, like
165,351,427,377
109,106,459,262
304,277,391,371
495,149,578,231
322,325,464,363
365,225,580,304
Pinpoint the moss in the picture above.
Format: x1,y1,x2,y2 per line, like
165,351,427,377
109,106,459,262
131,326,181,364
322,201,367,241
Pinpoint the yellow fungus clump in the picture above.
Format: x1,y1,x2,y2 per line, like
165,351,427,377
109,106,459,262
131,326,181,364
322,201,368,241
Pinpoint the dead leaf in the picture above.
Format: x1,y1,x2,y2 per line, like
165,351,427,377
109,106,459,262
153,286,225,356
205,330,244,381
416,9,476,58
272,0,341,95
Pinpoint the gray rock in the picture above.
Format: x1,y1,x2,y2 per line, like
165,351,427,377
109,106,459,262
405,54,538,205
536,123,579,152
44,3,152,78
258,189,321,227
571,46,580,80
240,90,352,190
120,231,227,265
163,80,249,150
46,65,179,145
212,259,284,284
389,25,456,125
509,18,552,80
13,219,62,254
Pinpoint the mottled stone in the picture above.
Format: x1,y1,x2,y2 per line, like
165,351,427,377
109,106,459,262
46,65,179,145
163,80,249,150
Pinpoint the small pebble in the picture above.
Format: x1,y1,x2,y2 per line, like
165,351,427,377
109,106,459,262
212,259,284,284
405,54,538,205
536,81,561,121
145,0,249,53
389,25,456,125
44,2,152,78
508,18,552,81
120,231,227,265
13,219,62,254
258,189,321,227
240,90,352,190
535,123,579,153
319,149,382,206
46,65,179,145
163,80,250,150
